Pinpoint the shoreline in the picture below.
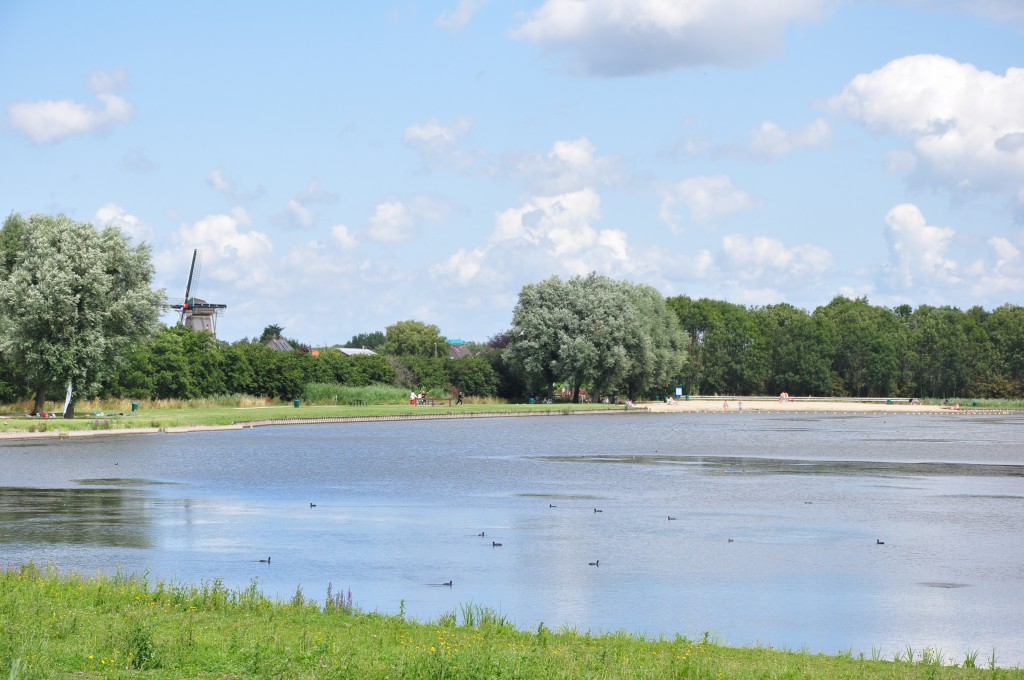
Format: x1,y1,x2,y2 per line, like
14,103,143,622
0,399,1015,442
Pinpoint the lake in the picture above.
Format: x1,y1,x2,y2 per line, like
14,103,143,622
2,411,1022,665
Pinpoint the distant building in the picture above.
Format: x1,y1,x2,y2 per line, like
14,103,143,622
265,338,293,351
447,338,471,359
338,347,377,356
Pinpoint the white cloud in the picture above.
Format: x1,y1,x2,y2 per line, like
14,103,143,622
207,169,234,195
720,233,832,280
431,247,489,285
206,167,265,204
403,116,477,171
828,55,1024,207
94,202,153,243
972,235,1024,296
882,203,960,288
331,224,358,249
509,137,622,193
367,200,416,242
7,69,133,143
749,118,830,157
659,175,754,230
436,0,488,32
272,179,337,229
511,0,830,76
987,236,1020,274
436,188,645,289
173,212,275,290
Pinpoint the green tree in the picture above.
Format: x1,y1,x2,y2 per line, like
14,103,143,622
383,320,448,358
507,274,686,401
259,324,286,344
668,297,766,395
813,297,903,397
0,213,163,415
752,303,832,396
448,356,499,397
344,331,386,351
986,304,1024,395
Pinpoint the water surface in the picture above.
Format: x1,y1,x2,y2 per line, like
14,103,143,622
2,412,1022,665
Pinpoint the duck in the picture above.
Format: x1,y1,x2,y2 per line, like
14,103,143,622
492,541,502,547
478,531,485,537
593,508,603,513
876,539,885,545
549,503,556,508
727,538,734,543
310,503,316,508
259,556,271,563
667,516,676,521
588,560,599,566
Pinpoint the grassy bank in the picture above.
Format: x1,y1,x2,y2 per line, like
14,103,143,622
0,396,627,435
2,565,1018,679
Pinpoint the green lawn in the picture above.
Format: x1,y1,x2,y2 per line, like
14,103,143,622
0,401,631,434
2,565,1018,679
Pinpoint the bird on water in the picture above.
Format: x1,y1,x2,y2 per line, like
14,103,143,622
492,541,502,547
259,556,271,563
876,539,885,545
588,560,599,566
593,508,603,513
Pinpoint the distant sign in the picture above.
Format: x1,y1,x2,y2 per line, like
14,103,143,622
675,386,683,397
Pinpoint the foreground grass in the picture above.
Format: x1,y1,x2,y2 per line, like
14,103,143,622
2,566,1018,679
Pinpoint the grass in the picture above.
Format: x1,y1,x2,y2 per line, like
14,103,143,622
0,387,631,435
2,565,1019,679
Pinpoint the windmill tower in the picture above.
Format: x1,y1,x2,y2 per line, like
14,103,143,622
170,249,227,336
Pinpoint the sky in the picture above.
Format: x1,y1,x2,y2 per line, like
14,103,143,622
1,1,1022,345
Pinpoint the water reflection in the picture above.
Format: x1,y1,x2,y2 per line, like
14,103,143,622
0,485,153,548
534,453,1024,478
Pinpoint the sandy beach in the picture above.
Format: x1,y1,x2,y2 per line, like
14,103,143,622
641,397,961,414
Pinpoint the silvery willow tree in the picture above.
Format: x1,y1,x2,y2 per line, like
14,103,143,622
506,273,686,401
0,213,164,415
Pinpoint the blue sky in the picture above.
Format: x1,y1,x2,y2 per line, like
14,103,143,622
2,1,1022,345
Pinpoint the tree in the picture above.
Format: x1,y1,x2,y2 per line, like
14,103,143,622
0,213,163,415
752,303,832,396
259,324,286,344
813,296,903,397
668,297,765,395
344,331,386,351
383,320,448,358
448,356,500,397
507,273,686,401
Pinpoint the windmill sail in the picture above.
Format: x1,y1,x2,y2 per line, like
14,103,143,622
170,249,227,336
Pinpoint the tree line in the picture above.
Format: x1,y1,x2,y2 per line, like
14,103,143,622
668,295,1024,399
2,212,1022,408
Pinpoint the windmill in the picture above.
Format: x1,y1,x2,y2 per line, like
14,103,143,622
170,249,227,336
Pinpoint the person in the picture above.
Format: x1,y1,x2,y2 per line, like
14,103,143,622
738,400,743,412
456,391,464,405
410,391,416,406
722,400,729,410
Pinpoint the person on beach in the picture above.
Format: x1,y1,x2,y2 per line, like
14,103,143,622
738,400,743,411
723,400,729,411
